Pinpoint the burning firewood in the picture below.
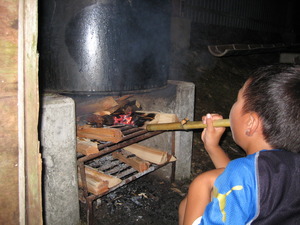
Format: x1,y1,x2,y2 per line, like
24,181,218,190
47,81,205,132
78,114,105,128
106,98,130,115
75,94,182,128
76,95,146,127
123,144,176,165
93,95,139,117
76,96,119,116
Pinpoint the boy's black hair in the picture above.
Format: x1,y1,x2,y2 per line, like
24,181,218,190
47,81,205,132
243,64,300,153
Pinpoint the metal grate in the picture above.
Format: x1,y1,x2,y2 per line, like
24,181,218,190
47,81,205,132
85,151,161,196
77,126,169,224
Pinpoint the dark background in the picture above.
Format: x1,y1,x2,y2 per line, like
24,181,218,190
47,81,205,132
81,1,298,224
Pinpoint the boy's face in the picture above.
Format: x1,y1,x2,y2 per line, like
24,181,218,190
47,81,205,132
229,81,249,148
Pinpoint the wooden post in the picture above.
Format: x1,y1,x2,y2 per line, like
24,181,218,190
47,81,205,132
0,0,42,224
23,0,42,224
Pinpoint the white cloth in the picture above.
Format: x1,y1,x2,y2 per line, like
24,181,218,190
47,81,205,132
192,216,202,225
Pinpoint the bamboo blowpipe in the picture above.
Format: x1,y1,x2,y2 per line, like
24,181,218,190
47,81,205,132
146,119,230,131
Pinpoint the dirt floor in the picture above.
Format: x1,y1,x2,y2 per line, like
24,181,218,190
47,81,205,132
80,49,279,225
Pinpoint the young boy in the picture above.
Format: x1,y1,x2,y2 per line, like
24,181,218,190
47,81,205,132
179,64,300,225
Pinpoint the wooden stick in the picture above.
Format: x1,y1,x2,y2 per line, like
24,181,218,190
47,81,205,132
76,96,118,116
83,166,122,188
112,151,150,172
77,166,122,195
146,119,230,131
123,144,176,165
76,138,99,155
77,168,109,195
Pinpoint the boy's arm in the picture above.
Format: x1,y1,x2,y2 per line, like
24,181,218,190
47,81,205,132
183,168,224,225
201,114,230,168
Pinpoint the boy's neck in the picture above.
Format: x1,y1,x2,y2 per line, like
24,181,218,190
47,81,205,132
245,140,273,155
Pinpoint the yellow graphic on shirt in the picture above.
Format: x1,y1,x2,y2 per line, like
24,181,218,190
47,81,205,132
212,185,243,222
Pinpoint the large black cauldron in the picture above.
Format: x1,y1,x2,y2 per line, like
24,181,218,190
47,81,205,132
39,0,170,94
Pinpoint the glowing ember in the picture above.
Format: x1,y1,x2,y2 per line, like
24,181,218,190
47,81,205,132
113,114,134,125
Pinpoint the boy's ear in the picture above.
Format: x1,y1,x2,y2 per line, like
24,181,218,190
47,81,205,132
246,112,260,136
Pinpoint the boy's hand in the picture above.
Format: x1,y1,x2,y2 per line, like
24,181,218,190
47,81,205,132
201,113,226,152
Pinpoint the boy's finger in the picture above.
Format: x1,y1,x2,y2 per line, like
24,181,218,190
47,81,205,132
206,113,214,130
202,115,206,124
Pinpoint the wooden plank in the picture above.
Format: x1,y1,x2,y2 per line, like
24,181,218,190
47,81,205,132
124,144,176,165
77,138,99,155
23,0,42,223
0,0,21,224
112,151,150,172
77,127,123,143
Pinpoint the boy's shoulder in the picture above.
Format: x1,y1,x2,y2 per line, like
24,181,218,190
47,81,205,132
255,149,300,181
251,150,300,224
215,153,257,191
257,149,300,162
214,150,300,194
228,149,300,169
225,152,257,172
